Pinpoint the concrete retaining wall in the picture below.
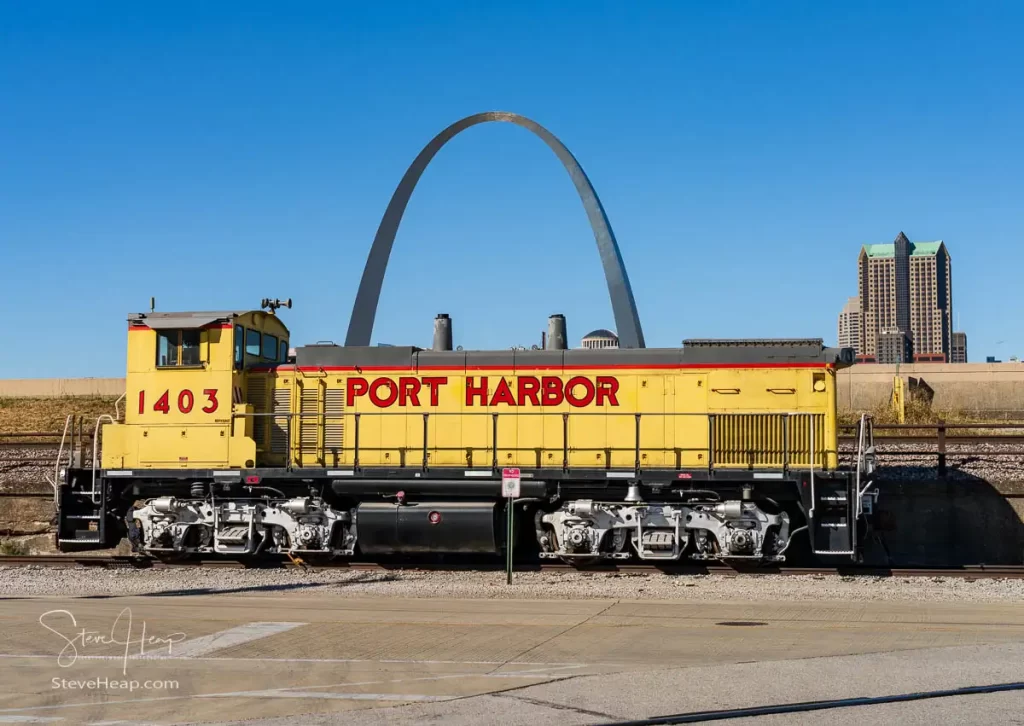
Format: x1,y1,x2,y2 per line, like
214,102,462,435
0,378,125,398
837,363,1024,415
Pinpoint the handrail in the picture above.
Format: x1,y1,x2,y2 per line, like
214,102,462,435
855,414,867,519
50,415,73,505
856,414,877,510
231,409,831,472
808,414,816,522
91,415,114,504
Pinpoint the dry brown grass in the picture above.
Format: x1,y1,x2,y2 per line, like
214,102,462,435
0,538,28,556
839,399,1024,431
0,396,120,434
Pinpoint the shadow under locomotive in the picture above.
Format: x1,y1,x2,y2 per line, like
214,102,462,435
860,467,1024,567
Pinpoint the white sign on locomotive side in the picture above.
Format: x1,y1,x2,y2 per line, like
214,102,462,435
501,467,521,498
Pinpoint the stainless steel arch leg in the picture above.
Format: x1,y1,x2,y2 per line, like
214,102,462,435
345,111,646,349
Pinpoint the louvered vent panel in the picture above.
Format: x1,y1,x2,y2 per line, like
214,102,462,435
270,387,291,454
713,414,824,468
324,388,344,452
300,385,320,457
787,414,825,468
246,377,267,445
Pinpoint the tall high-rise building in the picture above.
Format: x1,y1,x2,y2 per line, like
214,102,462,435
857,232,952,363
837,296,861,353
951,331,967,363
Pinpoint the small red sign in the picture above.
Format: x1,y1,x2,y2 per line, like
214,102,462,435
501,468,521,498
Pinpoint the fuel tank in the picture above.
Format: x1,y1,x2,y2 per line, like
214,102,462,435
355,501,501,555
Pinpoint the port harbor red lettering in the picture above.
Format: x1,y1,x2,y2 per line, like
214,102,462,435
465,376,488,406
595,376,619,406
347,375,619,407
348,376,450,408
464,376,619,407
421,377,446,406
369,378,398,407
541,376,563,406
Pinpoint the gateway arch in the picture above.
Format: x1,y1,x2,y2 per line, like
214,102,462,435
345,111,646,349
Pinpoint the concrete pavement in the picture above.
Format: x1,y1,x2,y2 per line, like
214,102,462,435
0,593,1022,724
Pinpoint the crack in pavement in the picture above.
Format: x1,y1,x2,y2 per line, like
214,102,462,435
495,691,620,721
487,600,621,676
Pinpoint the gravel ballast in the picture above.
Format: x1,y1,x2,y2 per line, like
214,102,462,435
2,565,1024,603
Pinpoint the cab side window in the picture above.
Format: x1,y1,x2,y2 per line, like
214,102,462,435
156,329,202,368
262,333,278,360
245,329,261,356
157,332,178,367
279,340,289,363
180,330,201,366
234,324,244,370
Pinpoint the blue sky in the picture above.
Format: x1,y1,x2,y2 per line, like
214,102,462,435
2,1,1022,377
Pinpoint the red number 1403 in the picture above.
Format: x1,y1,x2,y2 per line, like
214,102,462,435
139,389,218,415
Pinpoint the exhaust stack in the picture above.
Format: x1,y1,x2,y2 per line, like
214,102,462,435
545,314,567,351
432,313,453,351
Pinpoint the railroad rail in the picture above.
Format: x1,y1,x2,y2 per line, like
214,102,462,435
839,421,1024,476
1,554,1022,579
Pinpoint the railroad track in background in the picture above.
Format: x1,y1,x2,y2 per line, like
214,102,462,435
4,423,1024,484
1,554,1022,579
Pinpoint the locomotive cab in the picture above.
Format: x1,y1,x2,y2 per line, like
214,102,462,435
99,307,290,471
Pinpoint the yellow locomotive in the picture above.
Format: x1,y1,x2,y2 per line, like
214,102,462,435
58,303,876,564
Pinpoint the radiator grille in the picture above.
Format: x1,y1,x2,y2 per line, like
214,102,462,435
712,414,825,468
299,385,320,458
246,377,267,445
270,388,291,454
324,388,344,453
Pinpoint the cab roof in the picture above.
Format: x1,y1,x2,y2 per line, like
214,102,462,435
128,311,252,329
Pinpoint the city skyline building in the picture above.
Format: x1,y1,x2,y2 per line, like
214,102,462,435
837,296,861,353
951,331,968,363
581,328,619,349
857,232,953,363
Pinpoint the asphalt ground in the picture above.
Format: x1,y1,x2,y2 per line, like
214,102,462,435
0,593,1022,725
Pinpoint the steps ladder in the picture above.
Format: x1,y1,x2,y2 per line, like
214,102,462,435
55,414,114,549
809,414,876,557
